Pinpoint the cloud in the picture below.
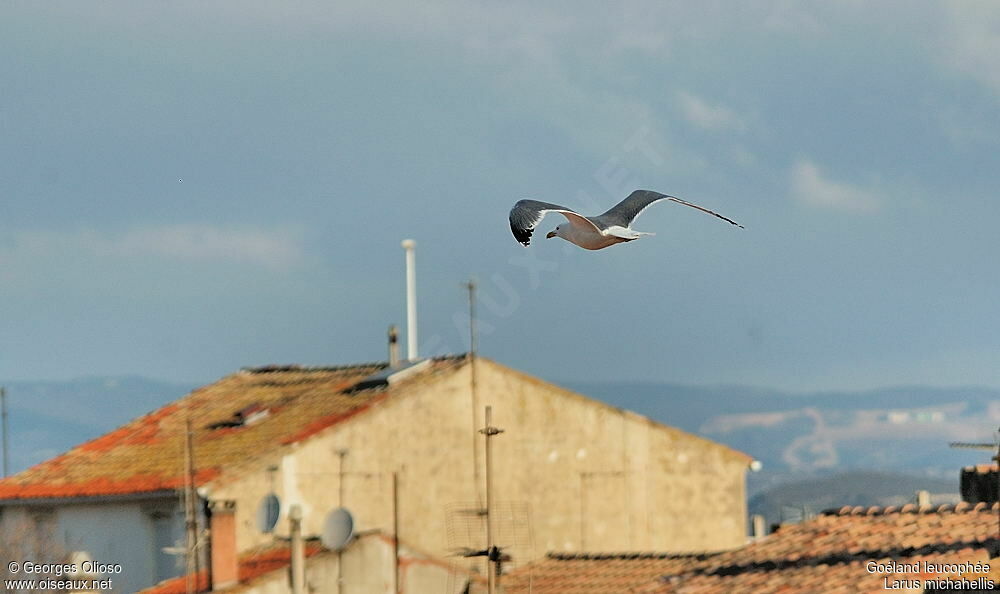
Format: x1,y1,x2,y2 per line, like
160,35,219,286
676,91,746,132
0,224,305,287
941,1,1000,99
789,159,881,213
114,224,302,269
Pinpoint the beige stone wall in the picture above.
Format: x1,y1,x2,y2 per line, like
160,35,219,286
209,359,748,572
475,360,748,555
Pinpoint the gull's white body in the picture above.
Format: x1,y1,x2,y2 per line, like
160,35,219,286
551,224,650,250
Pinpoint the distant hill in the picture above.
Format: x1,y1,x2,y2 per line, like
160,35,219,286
0,377,195,474
748,470,959,528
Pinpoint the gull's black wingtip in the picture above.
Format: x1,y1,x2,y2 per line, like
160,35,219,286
510,222,532,246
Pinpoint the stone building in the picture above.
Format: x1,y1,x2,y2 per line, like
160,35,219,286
0,355,751,592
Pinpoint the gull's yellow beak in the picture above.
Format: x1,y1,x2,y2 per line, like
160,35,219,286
546,230,557,239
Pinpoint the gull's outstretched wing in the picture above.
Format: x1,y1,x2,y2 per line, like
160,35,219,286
508,200,601,246
593,190,744,229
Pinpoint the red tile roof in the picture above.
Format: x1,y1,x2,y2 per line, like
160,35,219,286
639,549,993,594
498,552,719,593
503,503,1000,594
0,359,465,501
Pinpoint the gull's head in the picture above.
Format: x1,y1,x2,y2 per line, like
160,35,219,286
546,226,560,239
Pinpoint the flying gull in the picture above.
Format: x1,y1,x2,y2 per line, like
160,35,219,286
509,189,743,250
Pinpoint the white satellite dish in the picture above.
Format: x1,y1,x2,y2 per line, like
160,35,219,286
321,507,354,551
256,493,281,534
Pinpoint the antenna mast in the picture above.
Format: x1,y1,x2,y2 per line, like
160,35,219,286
337,448,349,594
480,406,504,594
464,279,478,360
183,418,198,594
464,280,483,506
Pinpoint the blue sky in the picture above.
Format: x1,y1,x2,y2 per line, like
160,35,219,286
2,2,1000,391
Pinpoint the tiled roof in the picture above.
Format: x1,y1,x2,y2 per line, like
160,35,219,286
638,549,992,594
497,552,719,593
0,358,465,501
503,503,1000,594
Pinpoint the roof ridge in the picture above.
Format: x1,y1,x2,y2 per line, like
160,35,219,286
546,551,721,561
692,540,997,578
241,354,468,374
821,501,999,516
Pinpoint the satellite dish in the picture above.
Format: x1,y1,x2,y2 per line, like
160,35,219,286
321,507,354,551
256,493,281,534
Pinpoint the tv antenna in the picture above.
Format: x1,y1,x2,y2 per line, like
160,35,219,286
463,279,483,506
462,279,478,360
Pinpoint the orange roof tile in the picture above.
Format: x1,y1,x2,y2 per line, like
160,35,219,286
0,358,465,501
504,503,1000,594
499,552,719,593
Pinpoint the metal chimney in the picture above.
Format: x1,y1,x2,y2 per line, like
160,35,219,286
388,325,400,367
401,239,418,360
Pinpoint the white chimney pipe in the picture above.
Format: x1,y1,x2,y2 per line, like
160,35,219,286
401,239,418,360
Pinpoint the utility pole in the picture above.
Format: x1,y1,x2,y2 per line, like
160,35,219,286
1,387,8,477
479,406,504,594
184,419,198,594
